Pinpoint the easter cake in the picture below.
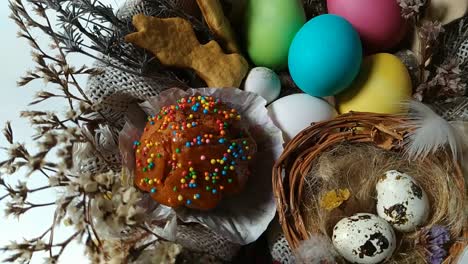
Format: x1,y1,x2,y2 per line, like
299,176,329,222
133,95,256,210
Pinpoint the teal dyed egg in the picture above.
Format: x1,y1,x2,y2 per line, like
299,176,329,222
288,14,362,97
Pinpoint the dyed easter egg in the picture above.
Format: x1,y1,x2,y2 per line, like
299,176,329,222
288,14,362,97
337,53,412,114
327,0,406,52
244,67,281,104
246,0,306,69
267,94,337,142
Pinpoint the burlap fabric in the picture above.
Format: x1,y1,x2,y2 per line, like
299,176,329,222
83,0,468,262
431,15,468,121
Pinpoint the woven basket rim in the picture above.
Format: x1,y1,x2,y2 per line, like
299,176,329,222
272,111,467,262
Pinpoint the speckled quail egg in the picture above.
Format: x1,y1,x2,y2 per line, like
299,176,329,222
332,213,396,264
376,170,430,232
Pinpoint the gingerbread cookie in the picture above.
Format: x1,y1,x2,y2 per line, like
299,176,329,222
125,15,249,88
196,0,240,53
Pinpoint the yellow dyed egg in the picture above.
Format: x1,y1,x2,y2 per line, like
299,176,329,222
337,53,412,114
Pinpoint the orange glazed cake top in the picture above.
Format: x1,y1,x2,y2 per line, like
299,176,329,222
133,95,256,210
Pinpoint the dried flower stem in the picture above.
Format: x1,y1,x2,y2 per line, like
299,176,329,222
84,194,103,248
0,0,222,262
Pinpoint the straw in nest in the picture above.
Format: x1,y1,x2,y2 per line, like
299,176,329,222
272,112,467,264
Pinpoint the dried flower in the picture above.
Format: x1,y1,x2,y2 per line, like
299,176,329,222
433,60,467,99
134,242,183,264
398,0,427,20
8,0,199,87
2,0,150,257
419,21,445,45
3,122,13,144
414,59,466,102
417,225,451,264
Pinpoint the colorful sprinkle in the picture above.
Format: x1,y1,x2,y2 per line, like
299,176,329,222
136,95,253,208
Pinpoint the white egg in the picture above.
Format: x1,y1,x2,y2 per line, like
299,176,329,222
244,67,281,104
267,93,337,142
332,213,396,264
376,170,430,232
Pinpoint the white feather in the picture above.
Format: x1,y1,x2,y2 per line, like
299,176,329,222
295,235,337,264
401,101,464,161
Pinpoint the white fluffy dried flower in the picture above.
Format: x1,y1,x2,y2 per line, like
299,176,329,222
95,171,114,188
91,239,128,264
11,193,26,205
66,202,86,232
43,256,58,264
65,110,78,120
34,240,47,250
8,143,27,159
84,181,98,193
48,175,60,186
5,241,20,250
81,172,145,238
134,242,183,264
39,132,58,152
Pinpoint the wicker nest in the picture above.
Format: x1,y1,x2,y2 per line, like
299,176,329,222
272,112,467,263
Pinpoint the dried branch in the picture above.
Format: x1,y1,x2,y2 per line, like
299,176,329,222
1,1,170,262
3,122,13,144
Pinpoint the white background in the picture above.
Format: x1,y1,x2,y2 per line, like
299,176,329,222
0,1,120,263
0,1,466,263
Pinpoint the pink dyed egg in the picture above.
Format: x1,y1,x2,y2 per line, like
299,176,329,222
327,0,406,52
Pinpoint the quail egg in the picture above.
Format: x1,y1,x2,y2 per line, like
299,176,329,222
332,213,396,264
376,170,430,232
